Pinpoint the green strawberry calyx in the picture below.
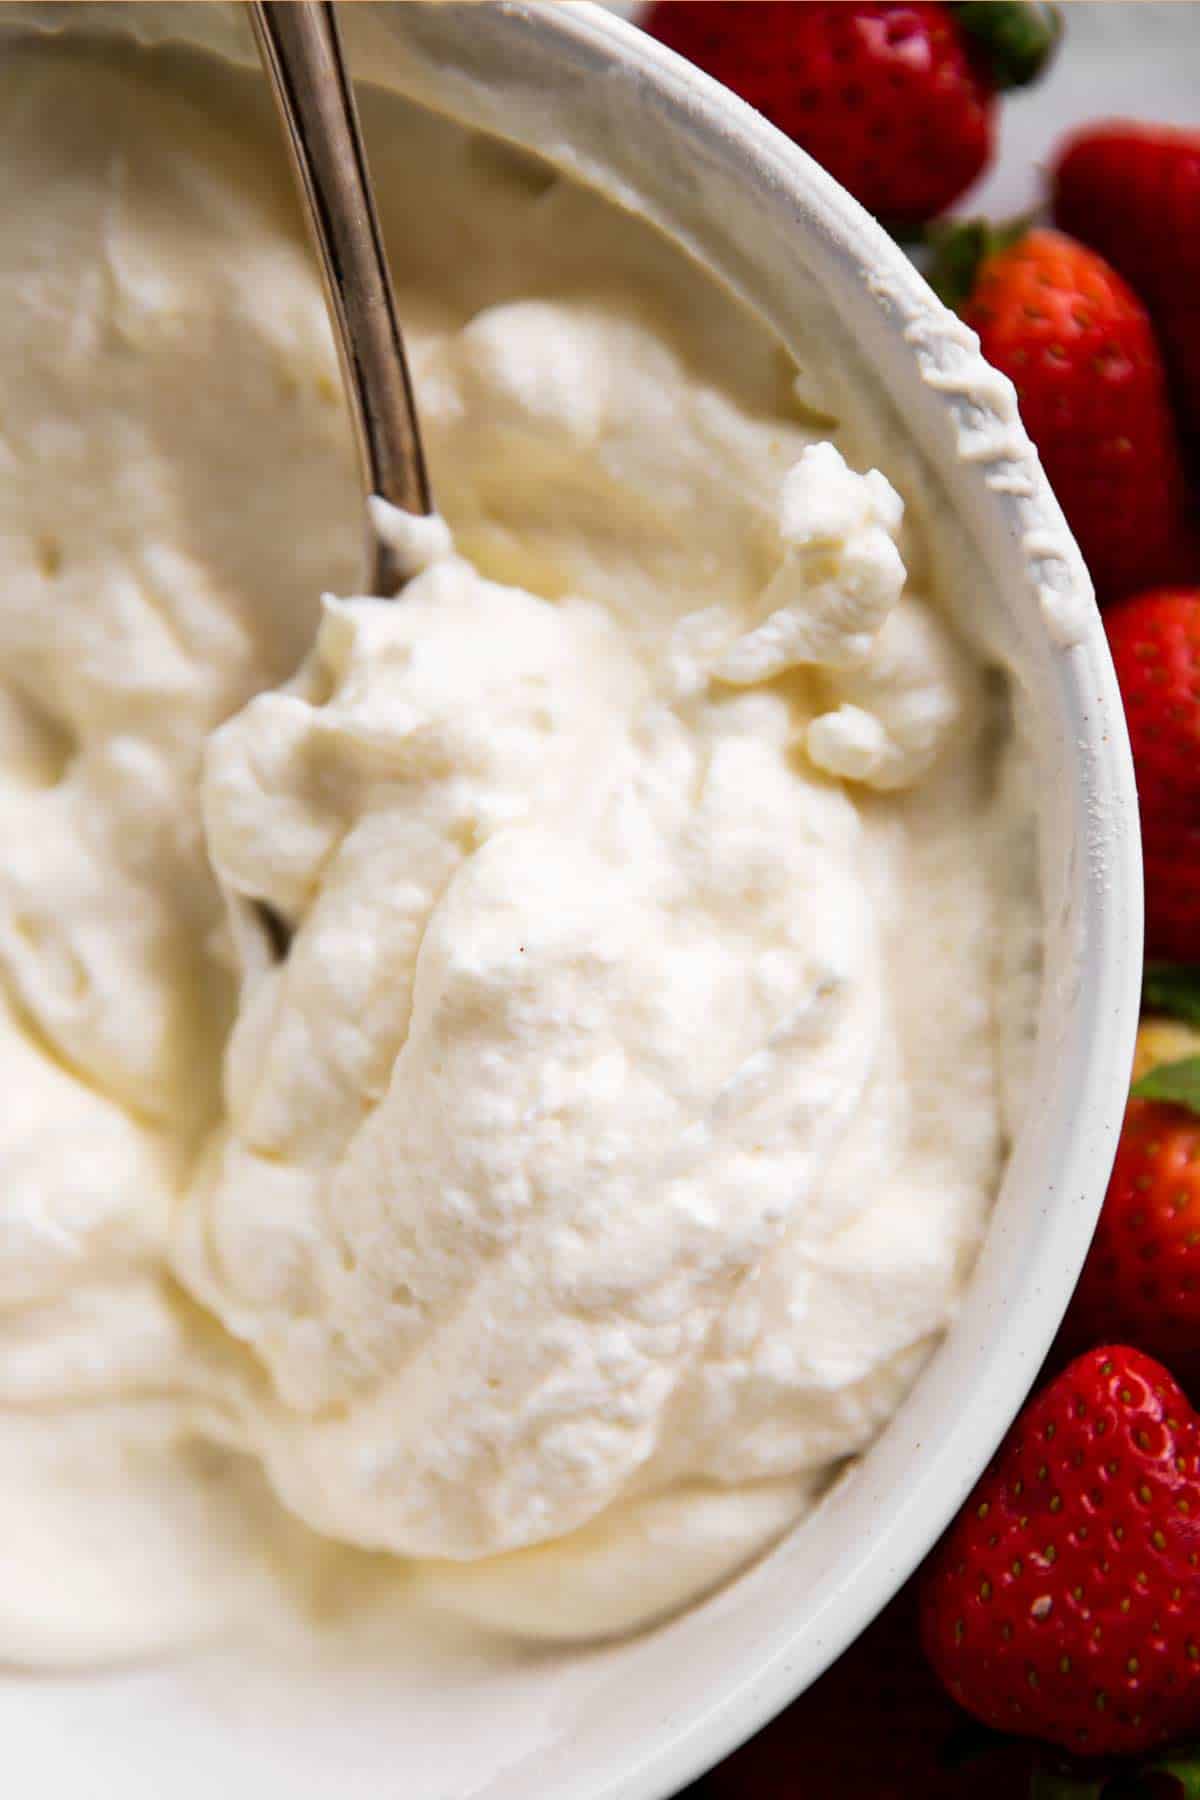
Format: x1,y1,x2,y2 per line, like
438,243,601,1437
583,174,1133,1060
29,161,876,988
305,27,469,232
1150,1746,1200,1799
1135,964,1200,1114
1132,1055,1200,1111
925,215,1032,311
1143,963,1200,1028
950,2,1064,91
1029,1742,1200,1798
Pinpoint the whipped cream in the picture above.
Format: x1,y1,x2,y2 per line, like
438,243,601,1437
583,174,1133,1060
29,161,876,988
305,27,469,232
0,39,1036,1658
186,508,883,1561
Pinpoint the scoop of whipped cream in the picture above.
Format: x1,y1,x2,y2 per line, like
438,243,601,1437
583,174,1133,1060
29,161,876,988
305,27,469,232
176,445,980,1629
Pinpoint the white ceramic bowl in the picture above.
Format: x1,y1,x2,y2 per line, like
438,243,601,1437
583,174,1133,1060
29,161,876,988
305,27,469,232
0,5,1142,1798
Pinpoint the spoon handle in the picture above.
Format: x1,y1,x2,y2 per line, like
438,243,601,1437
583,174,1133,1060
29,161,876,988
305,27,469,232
249,0,432,596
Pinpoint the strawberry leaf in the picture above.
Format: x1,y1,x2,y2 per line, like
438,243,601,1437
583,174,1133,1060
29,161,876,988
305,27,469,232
952,2,1063,90
1131,1056,1200,1113
926,216,1032,310
1145,1743,1200,1800
1144,964,1200,1027
926,219,992,310
1028,1745,1200,1799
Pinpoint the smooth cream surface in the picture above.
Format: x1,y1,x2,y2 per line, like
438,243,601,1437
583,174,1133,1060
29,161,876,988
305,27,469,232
0,38,1035,1659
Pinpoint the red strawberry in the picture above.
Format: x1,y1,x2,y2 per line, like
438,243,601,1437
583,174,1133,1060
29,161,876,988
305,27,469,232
1070,1098,1200,1365
920,1346,1200,1757
1107,589,1200,819
1063,990,1200,1373
1105,589,1200,954
644,4,1060,230
703,1576,1036,1799
931,227,1198,606
1143,826,1200,964
1053,124,1200,444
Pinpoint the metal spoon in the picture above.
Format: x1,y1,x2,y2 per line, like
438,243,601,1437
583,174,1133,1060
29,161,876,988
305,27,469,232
249,0,432,598
237,0,431,962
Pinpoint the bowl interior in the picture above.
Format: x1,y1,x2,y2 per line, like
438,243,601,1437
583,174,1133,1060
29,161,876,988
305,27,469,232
0,5,1141,1799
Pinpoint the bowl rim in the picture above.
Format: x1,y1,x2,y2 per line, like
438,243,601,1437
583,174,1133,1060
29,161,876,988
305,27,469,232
0,6,1143,1796
445,6,1141,1797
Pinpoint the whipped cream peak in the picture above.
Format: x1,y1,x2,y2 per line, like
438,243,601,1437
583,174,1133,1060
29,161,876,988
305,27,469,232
714,441,906,686
780,441,904,552
806,596,976,792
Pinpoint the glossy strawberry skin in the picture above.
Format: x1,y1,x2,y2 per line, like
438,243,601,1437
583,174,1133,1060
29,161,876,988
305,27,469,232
1071,1101,1200,1361
1142,824,1200,963
963,231,1197,606
1106,589,1200,818
644,3,994,227
1105,589,1200,956
920,1347,1200,1756
1053,124,1200,442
